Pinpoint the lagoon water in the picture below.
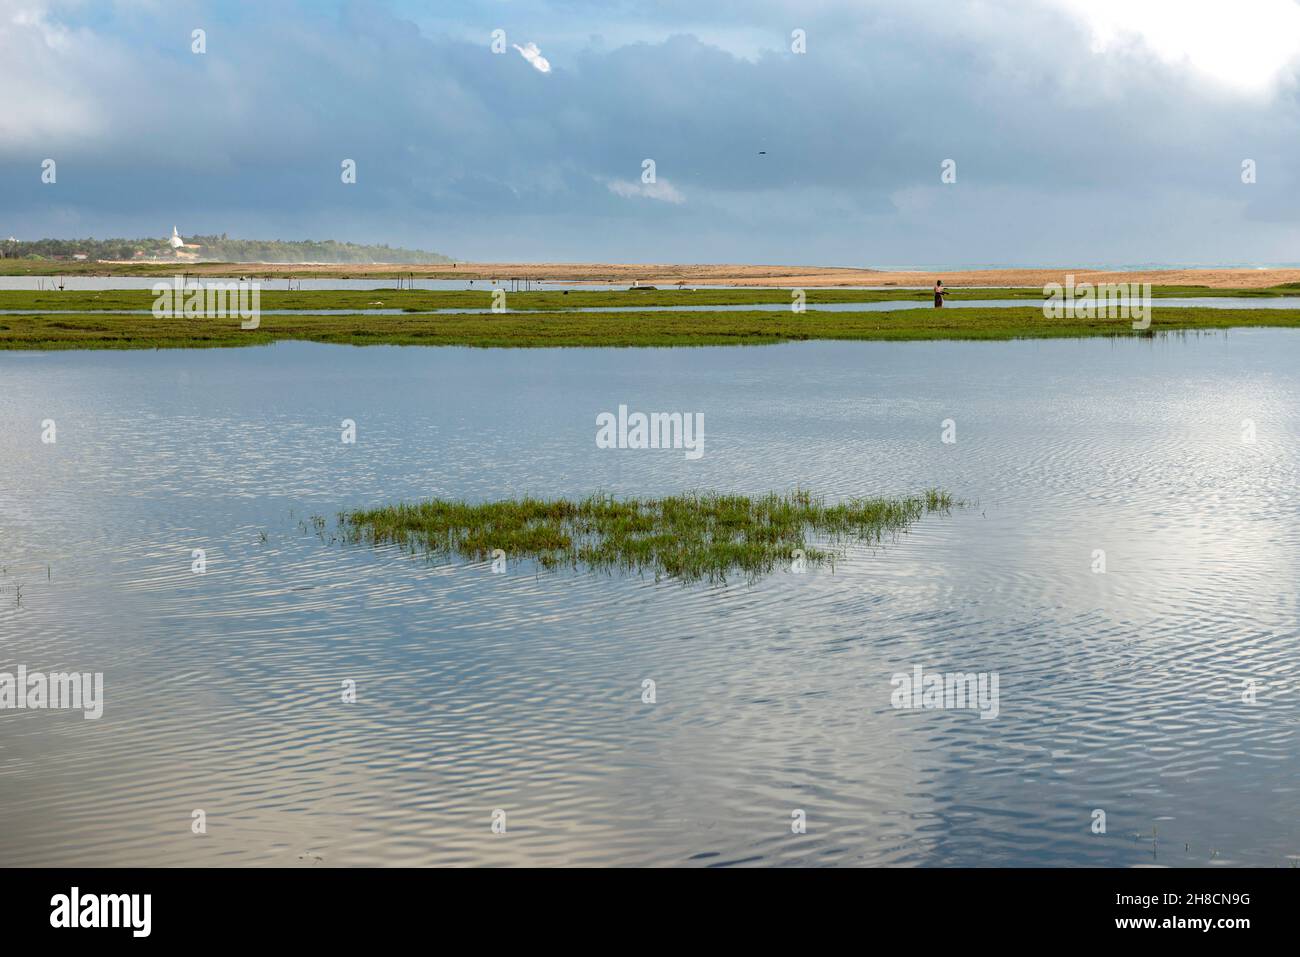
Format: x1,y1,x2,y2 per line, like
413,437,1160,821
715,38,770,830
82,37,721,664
0,277,526,291
1,333,1297,866
0,277,706,292
10,296,1300,318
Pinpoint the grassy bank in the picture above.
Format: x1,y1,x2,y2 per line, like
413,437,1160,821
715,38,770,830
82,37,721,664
0,285,1293,314
0,287,1050,311
4,305,1300,349
338,489,955,583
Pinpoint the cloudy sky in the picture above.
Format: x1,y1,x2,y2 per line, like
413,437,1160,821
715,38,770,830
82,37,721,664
5,0,1300,266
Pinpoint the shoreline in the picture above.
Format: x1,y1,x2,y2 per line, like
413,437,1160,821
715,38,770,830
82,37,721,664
4,260,1300,289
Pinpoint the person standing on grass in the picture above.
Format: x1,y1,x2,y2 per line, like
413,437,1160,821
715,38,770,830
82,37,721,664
934,280,948,308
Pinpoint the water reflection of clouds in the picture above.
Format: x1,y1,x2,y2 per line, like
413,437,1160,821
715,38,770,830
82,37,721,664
0,334,1296,865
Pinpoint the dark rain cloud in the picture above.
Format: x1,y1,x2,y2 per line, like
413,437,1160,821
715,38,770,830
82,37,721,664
2,0,1299,264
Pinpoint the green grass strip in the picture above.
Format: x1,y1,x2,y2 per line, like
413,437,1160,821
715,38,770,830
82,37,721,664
5,306,1300,349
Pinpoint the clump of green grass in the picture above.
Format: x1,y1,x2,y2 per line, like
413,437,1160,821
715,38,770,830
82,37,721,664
337,489,955,583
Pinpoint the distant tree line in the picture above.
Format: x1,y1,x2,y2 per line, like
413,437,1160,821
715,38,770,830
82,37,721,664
0,235,451,264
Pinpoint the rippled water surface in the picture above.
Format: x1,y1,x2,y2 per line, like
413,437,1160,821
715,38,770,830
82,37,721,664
1,334,1297,867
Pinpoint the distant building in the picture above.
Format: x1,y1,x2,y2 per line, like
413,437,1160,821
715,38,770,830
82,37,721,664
167,226,202,258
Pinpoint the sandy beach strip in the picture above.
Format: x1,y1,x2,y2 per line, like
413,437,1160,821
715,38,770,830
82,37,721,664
82,260,1300,288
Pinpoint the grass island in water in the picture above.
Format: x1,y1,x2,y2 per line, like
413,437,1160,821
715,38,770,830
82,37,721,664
337,489,956,583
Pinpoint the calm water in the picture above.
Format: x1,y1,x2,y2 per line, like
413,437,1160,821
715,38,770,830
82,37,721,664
0,278,543,291
1,333,1297,867
0,278,783,292
9,296,1300,317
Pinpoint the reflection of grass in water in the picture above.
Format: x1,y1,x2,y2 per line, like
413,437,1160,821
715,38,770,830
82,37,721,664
337,489,955,583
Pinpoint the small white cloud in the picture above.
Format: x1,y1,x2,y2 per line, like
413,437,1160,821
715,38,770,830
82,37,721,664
512,42,551,73
606,178,686,204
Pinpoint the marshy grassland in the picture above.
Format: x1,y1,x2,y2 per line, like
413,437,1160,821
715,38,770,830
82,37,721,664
0,287,1047,316
0,284,1296,314
5,300,1300,349
337,489,956,583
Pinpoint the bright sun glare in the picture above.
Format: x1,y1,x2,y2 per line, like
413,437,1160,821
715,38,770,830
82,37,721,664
1058,0,1300,95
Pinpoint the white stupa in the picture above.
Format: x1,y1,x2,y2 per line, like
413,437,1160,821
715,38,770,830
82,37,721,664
169,226,184,249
